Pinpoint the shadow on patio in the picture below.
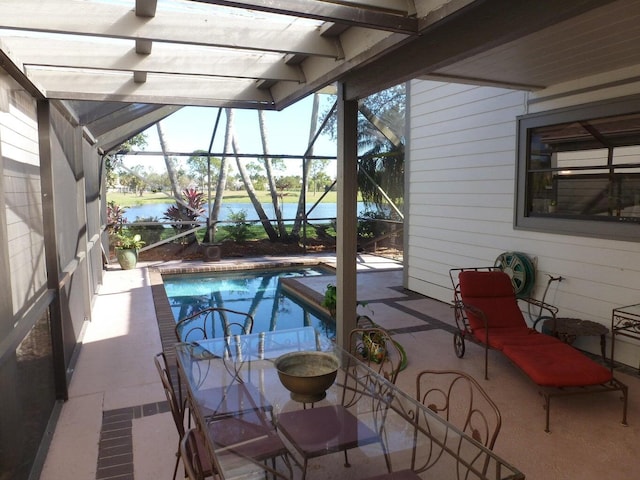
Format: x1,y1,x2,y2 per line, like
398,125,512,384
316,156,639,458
39,255,639,480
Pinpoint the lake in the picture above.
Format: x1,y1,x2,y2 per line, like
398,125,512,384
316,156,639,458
124,201,369,223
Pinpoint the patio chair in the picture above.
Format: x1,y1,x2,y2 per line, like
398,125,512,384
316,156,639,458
180,428,214,480
180,337,274,422
348,326,404,384
276,327,402,480
450,268,628,432
175,307,254,342
157,352,291,479
415,370,501,450
361,370,501,480
154,353,214,480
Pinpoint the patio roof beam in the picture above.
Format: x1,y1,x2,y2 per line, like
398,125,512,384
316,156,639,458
30,69,276,108
136,0,158,18
0,1,342,58
5,37,304,83
341,0,618,100
0,47,44,100
190,0,419,34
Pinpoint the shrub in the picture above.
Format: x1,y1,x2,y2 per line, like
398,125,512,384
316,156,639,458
129,216,165,246
106,201,127,234
223,209,251,242
163,189,206,243
357,209,397,239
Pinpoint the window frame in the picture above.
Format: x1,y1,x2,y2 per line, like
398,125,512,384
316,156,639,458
515,95,640,242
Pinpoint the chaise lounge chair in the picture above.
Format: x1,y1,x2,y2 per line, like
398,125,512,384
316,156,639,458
450,267,628,432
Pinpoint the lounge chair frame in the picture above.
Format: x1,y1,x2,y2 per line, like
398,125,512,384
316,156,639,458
450,267,559,379
449,267,628,432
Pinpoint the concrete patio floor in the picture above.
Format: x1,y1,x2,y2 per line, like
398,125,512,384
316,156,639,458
39,254,639,480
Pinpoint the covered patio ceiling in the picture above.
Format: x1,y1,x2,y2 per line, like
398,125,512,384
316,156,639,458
1,0,639,151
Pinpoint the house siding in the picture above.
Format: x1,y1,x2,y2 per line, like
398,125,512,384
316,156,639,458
407,78,640,367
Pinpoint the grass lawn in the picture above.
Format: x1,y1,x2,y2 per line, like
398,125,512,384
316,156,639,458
109,190,339,207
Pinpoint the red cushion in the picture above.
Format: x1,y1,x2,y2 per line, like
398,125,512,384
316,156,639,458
502,342,613,387
459,271,526,330
473,327,561,350
277,405,378,456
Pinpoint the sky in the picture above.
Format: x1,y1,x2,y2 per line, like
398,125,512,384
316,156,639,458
123,93,339,177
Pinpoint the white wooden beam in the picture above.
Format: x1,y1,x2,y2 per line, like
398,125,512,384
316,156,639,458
26,68,275,107
4,36,304,82
136,0,158,18
0,0,342,58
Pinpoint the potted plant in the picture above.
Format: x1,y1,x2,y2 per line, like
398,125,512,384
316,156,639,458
113,232,145,270
322,283,373,319
322,283,407,370
321,284,338,318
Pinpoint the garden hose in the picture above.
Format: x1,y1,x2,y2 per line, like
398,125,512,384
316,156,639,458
494,251,536,298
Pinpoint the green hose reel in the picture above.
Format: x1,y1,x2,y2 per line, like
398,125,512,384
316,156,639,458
494,251,536,298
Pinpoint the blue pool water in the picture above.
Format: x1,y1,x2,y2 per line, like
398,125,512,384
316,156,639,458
163,267,336,340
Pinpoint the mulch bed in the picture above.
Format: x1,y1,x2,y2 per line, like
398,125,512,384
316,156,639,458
134,239,402,262
136,238,336,262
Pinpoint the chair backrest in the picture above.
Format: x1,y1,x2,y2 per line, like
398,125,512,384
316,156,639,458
154,352,186,437
415,369,501,450
458,270,527,330
348,327,403,384
175,307,254,342
180,428,209,480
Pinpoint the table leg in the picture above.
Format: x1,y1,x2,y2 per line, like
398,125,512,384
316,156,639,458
600,334,607,361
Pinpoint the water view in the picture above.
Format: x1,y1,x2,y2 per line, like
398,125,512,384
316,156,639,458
163,267,336,341
125,201,368,223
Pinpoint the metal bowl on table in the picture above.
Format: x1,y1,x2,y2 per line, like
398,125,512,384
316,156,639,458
275,351,339,403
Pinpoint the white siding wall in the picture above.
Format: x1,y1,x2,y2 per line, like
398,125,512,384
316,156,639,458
407,78,640,366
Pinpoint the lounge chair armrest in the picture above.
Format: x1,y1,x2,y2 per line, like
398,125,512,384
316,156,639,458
519,297,559,330
454,300,490,332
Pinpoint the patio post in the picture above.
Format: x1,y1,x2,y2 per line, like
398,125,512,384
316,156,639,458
335,82,358,350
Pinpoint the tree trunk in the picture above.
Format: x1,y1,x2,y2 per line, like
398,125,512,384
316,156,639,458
210,110,232,241
232,134,279,242
292,93,320,235
258,110,287,239
156,122,181,200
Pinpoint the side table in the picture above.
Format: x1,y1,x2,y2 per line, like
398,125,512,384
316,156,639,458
542,317,609,360
611,303,640,373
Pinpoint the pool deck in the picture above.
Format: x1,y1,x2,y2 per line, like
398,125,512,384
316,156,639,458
38,254,640,480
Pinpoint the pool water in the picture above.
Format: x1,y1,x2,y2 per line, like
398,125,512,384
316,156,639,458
163,267,336,340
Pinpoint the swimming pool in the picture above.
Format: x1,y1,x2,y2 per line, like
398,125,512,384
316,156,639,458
162,266,335,340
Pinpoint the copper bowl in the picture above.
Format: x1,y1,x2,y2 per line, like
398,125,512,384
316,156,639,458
275,351,339,403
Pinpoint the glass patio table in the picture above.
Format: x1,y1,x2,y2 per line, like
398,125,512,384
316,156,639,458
175,327,525,480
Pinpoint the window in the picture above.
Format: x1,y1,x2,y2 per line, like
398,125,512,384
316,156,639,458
516,96,640,241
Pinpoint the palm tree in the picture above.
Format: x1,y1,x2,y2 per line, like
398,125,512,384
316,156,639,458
227,109,279,241
319,84,405,213
210,111,232,241
291,94,334,237
258,110,288,239
156,122,181,201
